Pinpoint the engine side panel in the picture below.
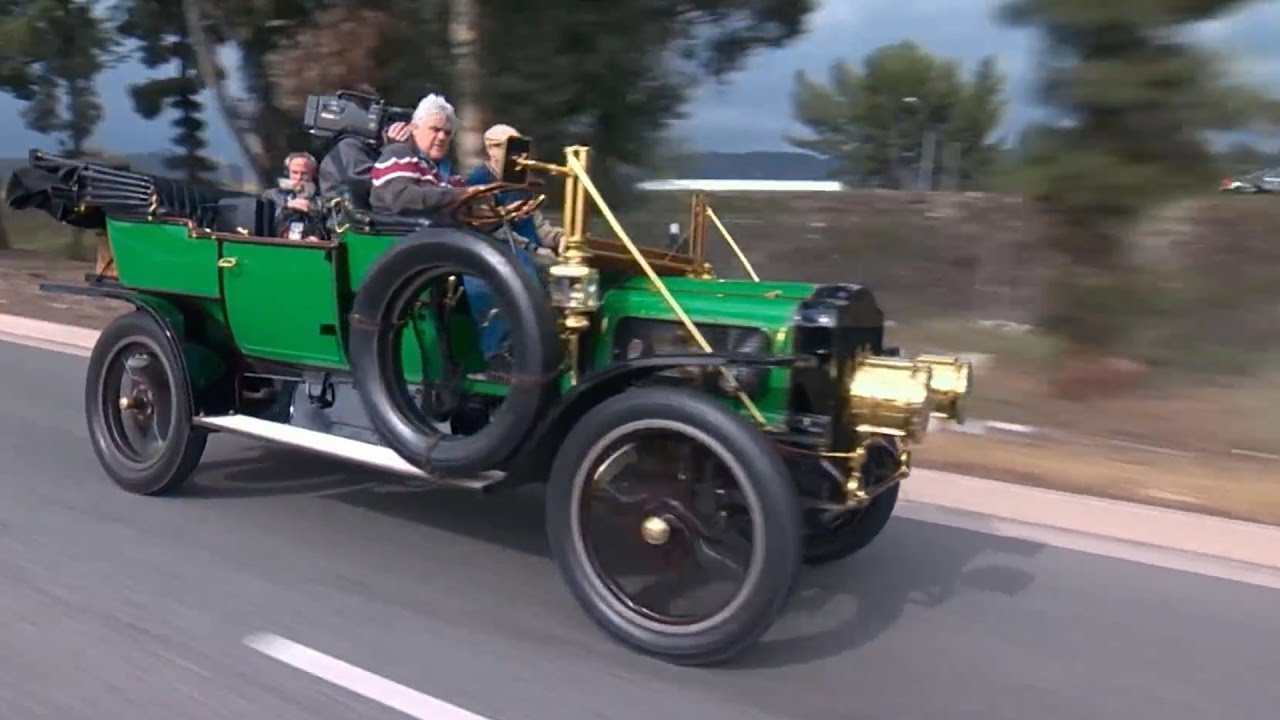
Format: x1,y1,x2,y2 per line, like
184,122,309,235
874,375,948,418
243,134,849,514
591,281,808,424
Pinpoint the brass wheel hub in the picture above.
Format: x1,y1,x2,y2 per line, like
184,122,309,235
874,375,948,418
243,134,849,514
640,515,672,546
117,384,154,420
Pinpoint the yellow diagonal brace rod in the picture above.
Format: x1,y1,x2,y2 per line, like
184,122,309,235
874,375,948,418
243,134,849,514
703,204,759,281
564,153,769,428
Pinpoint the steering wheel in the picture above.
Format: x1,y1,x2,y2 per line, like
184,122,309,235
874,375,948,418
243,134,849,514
447,182,546,232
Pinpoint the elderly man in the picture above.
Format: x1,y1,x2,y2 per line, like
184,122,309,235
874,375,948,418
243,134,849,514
264,152,325,240
368,93,470,216
265,152,317,210
465,123,562,257
370,94,543,369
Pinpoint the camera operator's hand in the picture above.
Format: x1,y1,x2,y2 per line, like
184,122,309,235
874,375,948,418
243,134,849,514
384,122,411,143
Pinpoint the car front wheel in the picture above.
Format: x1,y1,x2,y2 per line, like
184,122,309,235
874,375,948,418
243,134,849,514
545,386,802,666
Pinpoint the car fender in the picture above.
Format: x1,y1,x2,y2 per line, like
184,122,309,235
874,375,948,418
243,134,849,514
37,281,227,414
502,352,798,485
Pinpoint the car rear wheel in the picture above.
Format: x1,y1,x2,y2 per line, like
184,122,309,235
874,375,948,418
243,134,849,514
545,386,802,666
85,310,207,495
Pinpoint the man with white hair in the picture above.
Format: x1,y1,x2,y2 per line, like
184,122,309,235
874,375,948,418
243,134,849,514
370,94,541,368
368,93,469,217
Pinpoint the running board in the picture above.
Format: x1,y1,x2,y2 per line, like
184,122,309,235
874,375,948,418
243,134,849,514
193,413,506,492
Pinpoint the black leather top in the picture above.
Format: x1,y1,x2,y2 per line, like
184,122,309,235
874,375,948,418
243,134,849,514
6,148,431,238
5,149,253,230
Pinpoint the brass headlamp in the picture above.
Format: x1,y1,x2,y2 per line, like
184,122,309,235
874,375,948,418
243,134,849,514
847,355,935,442
547,261,601,314
916,353,972,423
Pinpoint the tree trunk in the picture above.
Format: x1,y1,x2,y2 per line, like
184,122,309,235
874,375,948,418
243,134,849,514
448,0,485,171
0,209,10,251
181,0,269,188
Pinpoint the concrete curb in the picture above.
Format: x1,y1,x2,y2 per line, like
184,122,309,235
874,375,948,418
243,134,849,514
0,313,100,348
904,467,1280,572
0,313,96,356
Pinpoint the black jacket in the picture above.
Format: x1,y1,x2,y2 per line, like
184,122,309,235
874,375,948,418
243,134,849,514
317,135,379,202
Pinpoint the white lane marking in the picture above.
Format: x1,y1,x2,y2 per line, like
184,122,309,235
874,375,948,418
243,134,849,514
243,632,493,720
1233,448,1280,461
898,500,1280,592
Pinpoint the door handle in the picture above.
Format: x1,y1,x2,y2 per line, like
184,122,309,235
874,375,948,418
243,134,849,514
217,257,237,268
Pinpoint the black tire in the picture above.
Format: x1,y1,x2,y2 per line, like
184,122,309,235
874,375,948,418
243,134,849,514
347,228,561,476
802,481,900,566
546,386,802,666
85,309,207,495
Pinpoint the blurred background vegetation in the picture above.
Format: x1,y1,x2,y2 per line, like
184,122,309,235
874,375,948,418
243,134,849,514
2,0,1280,461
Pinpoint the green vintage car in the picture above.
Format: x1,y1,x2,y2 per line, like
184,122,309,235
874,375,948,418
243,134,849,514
5,124,970,665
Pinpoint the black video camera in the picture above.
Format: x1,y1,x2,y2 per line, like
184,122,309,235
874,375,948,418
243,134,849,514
302,90,413,143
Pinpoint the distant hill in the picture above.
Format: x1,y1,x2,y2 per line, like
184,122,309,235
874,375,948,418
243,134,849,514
667,151,840,181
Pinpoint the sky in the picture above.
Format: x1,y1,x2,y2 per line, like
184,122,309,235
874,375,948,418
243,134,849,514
1,0,1278,160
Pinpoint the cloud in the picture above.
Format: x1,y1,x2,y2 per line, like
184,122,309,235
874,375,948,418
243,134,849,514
673,0,1280,152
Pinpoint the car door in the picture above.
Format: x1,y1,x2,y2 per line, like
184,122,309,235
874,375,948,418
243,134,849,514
218,234,346,368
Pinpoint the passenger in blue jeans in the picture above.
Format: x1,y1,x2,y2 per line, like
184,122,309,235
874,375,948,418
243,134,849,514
463,123,563,368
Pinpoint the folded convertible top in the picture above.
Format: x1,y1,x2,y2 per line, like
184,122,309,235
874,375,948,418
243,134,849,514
4,149,253,230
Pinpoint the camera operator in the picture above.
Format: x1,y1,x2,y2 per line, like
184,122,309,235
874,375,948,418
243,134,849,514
316,122,411,199
314,86,412,201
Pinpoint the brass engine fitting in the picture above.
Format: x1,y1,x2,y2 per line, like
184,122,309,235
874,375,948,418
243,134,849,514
842,353,936,505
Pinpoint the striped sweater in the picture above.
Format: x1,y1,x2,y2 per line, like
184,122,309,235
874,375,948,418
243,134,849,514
368,141,467,216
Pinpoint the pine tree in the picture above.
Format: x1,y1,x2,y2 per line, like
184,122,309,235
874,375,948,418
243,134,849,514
0,0,118,259
787,41,1008,189
190,0,815,193
116,0,218,183
999,0,1280,386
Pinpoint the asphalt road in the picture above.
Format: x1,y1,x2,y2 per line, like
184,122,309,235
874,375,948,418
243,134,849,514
2,338,1279,720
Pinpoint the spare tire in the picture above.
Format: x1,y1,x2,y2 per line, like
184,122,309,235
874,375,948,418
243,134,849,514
347,227,562,476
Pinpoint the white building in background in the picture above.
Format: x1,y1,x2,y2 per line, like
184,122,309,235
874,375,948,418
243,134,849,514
635,179,847,192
